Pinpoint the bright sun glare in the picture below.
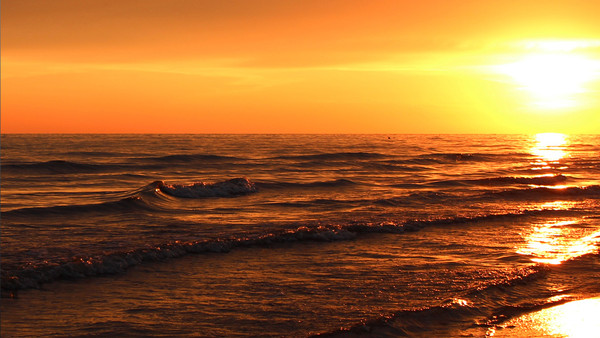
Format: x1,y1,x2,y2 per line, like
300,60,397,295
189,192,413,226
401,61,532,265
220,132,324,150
531,132,568,164
496,40,600,110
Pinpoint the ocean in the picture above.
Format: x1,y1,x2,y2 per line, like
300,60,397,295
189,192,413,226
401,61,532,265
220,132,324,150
1,134,599,337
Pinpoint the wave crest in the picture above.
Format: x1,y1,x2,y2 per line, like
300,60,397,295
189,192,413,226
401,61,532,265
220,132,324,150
3,178,258,216
1,160,117,174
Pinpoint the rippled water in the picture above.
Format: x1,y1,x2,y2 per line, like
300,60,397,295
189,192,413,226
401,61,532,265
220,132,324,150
1,134,599,336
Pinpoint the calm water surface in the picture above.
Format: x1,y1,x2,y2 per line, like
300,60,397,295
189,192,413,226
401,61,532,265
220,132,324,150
1,134,599,336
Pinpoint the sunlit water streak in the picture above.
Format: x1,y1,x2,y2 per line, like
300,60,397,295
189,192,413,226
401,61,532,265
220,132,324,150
516,220,600,264
531,132,568,169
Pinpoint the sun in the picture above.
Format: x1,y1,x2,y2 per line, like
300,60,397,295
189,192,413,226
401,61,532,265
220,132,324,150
498,53,599,109
494,41,600,110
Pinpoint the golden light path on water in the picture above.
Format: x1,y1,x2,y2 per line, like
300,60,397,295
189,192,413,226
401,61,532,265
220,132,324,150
517,133,600,265
516,220,600,265
496,132,600,337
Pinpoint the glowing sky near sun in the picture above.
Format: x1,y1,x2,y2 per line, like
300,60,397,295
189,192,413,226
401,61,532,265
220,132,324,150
2,0,600,133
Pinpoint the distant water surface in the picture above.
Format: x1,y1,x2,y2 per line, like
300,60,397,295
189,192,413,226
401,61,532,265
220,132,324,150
2,134,599,336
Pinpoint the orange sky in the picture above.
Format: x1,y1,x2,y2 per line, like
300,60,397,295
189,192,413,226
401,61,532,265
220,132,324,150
2,0,600,133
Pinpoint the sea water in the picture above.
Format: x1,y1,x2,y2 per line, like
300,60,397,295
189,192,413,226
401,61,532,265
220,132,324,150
1,134,599,336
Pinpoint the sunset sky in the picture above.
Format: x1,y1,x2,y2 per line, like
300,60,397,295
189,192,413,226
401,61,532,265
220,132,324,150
2,0,600,133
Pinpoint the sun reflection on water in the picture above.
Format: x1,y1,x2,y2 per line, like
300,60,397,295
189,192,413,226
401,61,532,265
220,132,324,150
517,220,600,264
539,201,576,211
531,133,569,165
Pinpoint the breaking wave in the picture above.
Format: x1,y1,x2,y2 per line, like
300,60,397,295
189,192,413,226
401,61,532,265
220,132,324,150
0,209,575,292
3,178,258,217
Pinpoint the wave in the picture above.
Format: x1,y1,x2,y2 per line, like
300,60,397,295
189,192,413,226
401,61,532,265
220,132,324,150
272,151,523,164
65,151,127,157
472,174,569,186
157,178,257,198
2,154,245,175
360,162,432,172
314,300,485,337
5,180,595,219
265,189,457,208
0,209,575,292
420,152,494,162
1,160,121,175
2,178,258,217
257,179,358,189
0,225,359,291
428,174,569,188
374,191,453,206
273,152,387,161
315,246,600,337
378,152,530,166
399,152,525,165
313,265,554,337
485,185,600,200
1,196,155,217
140,154,242,163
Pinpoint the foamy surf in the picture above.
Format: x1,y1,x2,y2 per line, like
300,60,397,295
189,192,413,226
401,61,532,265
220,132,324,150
0,207,585,291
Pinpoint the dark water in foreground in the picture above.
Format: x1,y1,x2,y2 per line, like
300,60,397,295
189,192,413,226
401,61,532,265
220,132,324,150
1,134,599,337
